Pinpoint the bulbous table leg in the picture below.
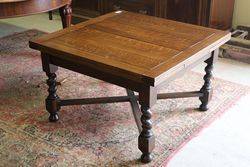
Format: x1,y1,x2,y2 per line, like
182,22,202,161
46,72,60,122
199,51,217,111
41,53,60,122
138,87,157,163
138,105,155,163
59,4,72,28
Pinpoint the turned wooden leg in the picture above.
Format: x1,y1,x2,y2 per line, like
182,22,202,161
49,11,53,20
41,53,60,122
139,105,155,163
59,4,72,28
46,72,60,122
199,50,218,111
138,87,157,163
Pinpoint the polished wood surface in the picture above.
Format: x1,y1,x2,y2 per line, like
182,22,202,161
30,11,230,86
209,0,235,30
0,0,27,3
29,11,230,163
0,0,71,19
71,0,235,30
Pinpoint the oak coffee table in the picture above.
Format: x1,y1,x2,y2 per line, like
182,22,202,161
29,11,230,163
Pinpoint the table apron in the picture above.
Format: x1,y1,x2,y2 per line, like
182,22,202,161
155,51,217,89
49,56,149,92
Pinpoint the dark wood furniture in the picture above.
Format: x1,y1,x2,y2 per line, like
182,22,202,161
29,11,230,163
71,0,235,30
0,0,72,28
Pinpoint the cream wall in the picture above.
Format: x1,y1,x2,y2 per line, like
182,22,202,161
233,0,250,28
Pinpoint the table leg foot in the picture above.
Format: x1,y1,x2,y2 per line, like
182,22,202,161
138,105,155,163
199,53,215,111
46,72,60,122
141,153,153,163
49,113,59,122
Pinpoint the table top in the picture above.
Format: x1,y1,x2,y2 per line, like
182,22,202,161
0,0,27,3
0,0,71,19
30,11,230,86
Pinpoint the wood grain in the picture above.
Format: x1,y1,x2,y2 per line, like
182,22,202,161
0,0,71,19
0,0,27,3
30,11,230,87
72,0,235,30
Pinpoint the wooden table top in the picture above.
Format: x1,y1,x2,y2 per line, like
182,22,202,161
30,11,231,86
0,0,27,3
0,0,71,19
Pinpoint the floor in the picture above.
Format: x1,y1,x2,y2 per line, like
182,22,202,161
0,13,62,37
1,13,250,167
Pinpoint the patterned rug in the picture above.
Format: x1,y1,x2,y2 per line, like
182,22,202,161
0,30,249,167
